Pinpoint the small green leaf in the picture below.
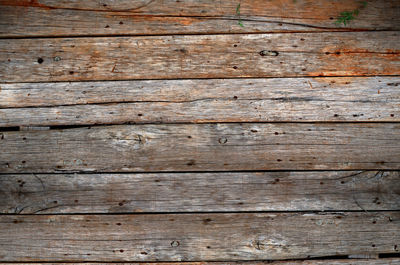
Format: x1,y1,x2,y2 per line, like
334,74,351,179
238,20,244,27
361,1,368,8
236,3,241,15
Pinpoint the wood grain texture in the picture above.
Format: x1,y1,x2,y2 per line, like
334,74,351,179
1,32,399,82
1,123,400,173
1,171,399,214
1,261,399,265
0,0,399,37
0,212,399,261
1,77,400,126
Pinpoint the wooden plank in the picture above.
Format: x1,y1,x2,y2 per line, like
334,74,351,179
1,171,399,214
0,0,399,37
1,32,399,83
1,123,400,173
1,261,399,265
0,212,398,261
1,77,400,127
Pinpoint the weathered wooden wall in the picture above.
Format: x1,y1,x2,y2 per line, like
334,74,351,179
0,0,399,263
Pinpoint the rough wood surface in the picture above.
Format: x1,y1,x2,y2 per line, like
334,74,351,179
1,32,399,83
2,171,399,214
1,123,400,173
1,77,400,126
0,0,399,37
0,212,398,261
1,261,399,265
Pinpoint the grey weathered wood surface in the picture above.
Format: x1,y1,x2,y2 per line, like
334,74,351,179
1,77,399,126
1,32,399,83
1,1,399,263
2,171,399,214
1,261,400,265
1,123,400,173
0,212,398,261
0,0,399,37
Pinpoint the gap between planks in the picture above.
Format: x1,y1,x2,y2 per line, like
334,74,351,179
0,259,399,264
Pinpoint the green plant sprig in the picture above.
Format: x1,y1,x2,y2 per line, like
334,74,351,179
335,1,368,26
236,3,244,27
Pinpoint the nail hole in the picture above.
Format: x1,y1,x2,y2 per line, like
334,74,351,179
218,137,228,144
187,160,196,166
171,241,180,247
37,58,43,64
259,50,279,56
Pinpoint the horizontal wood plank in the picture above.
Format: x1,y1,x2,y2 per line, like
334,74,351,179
1,32,399,82
1,123,400,173
0,212,398,261
1,260,399,265
1,77,400,126
0,0,399,37
1,171,399,214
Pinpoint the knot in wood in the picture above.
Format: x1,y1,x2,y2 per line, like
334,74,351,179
253,240,265,250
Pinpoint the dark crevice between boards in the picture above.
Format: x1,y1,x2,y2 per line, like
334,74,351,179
0,169,399,175
0,255,398,263
1,209,400,216
0,28,397,40
49,125,94,130
379,253,400,258
1,74,398,84
306,255,349,260
1,120,400,132
0,126,19,132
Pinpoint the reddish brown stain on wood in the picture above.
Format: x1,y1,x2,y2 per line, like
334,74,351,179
0,0,53,10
